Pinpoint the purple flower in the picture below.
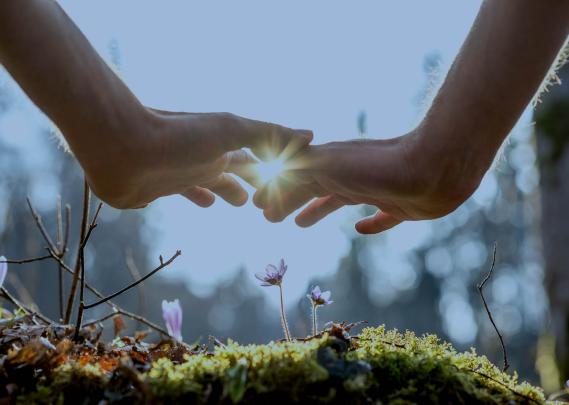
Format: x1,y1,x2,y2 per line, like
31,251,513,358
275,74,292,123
0,256,7,289
162,299,183,342
307,286,333,307
255,259,287,287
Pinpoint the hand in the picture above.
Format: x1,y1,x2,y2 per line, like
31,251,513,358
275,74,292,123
80,108,312,209
253,130,482,234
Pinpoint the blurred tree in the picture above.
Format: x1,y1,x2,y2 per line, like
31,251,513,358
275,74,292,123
535,62,569,381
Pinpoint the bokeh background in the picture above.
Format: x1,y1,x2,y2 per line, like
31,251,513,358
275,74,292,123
1,0,568,392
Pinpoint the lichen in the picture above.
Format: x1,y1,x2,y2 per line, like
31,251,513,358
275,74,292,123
14,326,544,404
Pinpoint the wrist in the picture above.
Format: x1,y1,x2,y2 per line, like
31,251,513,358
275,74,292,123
405,121,487,207
79,104,158,208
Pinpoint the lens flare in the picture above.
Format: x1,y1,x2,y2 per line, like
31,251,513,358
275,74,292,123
256,158,286,184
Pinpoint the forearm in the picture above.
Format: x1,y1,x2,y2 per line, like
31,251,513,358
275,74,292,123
416,0,569,192
0,0,148,164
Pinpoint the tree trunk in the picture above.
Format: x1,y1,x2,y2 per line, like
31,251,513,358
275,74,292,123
535,63,569,380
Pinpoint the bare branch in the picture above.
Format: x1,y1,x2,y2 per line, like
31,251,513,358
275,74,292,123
0,287,53,324
74,202,103,339
84,250,181,310
1,255,53,265
62,204,71,255
64,180,91,323
44,248,171,337
56,197,64,320
82,311,118,328
26,197,59,254
477,243,509,372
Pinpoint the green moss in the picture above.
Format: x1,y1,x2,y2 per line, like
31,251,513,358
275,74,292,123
16,326,544,404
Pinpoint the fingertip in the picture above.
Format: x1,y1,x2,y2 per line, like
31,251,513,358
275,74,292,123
195,195,216,208
295,215,311,228
354,220,375,235
264,209,285,223
253,190,266,209
231,192,249,207
298,129,314,144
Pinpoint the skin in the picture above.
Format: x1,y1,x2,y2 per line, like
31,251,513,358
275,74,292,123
255,0,569,234
0,1,567,235
0,0,312,209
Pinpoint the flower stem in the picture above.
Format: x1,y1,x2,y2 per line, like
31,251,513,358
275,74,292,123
312,303,318,336
278,285,291,341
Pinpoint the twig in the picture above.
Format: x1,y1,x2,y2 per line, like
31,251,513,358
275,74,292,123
372,337,537,404
0,287,53,324
73,202,103,340
477,243,509,372
26,197,59,255
56,197,64,320
82,308,169,336
0,255,52,265
62,204,71,255
466,369,540,404
84,250,181,309
56,202,71,321
64,180,91,323
82,311,118,328
45,248,171,337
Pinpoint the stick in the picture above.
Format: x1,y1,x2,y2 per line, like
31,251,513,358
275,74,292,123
1,255,53,265
0,287,53,324
56,197,64,320
477,243,509,372
57,203,71,321
73,202,103,339
45,248,171,337
26,197,59,254
83,250,181,309
64,180,91,323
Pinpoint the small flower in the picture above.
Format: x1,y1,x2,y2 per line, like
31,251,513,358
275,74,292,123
307,285,333,307
255,259,291,341
162,299,183,342
0,256,7,289
255,259,287,287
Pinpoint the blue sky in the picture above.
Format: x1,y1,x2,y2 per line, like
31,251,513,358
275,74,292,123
3,1,485,307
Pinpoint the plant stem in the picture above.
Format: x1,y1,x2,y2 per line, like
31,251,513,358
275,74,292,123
64,179,91,323
83,250,180,309
278,285,291,341
312,303,318,336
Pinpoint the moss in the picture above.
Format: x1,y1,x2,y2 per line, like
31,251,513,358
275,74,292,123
15,326,544,404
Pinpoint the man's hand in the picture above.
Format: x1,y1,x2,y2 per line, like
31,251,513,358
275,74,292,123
0,0,312,210
253,130,478,234
256,0,569,234
81,109,312,209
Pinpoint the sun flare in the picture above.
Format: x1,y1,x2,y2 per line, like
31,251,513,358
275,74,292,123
256,158,286,184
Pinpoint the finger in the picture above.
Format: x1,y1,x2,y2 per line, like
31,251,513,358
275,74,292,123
206,173,249,207
263,186,317,223
355,211,403,234
223,115,313,161
295,195,349,227
180,186,216,207
224,150,262,188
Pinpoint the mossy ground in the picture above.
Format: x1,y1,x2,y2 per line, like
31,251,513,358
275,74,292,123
7,324,545,404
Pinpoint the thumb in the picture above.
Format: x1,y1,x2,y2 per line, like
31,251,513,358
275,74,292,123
221,114,313,161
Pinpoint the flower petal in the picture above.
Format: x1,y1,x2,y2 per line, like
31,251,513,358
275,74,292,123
321,291,331,301
0,256,7,289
